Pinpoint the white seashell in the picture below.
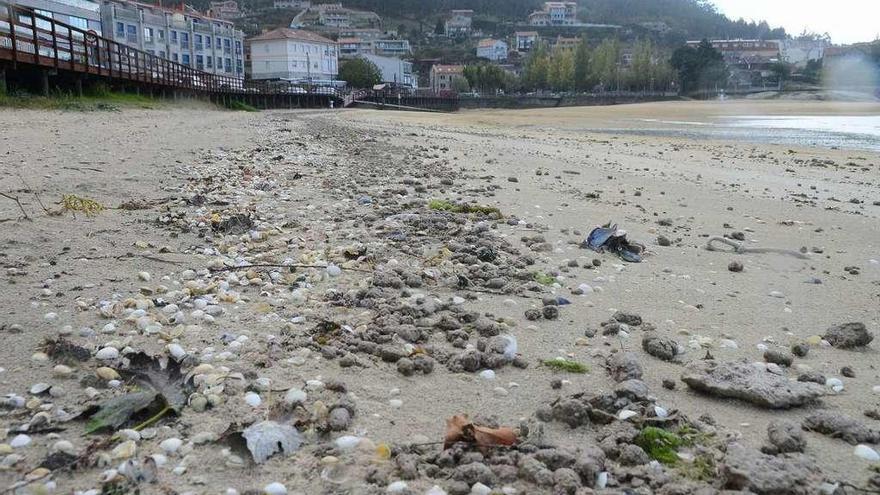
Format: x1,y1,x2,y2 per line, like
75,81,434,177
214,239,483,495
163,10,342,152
596,471,609,489
854,444,880,461
264,482,287,495
334,436,361,451
618,410,638,421
167,344,187,361
245,392,262,407
478,370,496,380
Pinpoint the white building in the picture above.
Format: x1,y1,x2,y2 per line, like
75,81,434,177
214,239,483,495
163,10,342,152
781,39,829,67
358,53,415,88
13,0,103,35
529,2,578,26
476,38,508,61
445,9,473,37
514,31,539,52
273,0,309,8
249,28,338,82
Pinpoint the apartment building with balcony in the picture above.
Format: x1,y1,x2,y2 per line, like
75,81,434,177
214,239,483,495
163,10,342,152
13,0,103,34
100,0,245,77
528,2,578,26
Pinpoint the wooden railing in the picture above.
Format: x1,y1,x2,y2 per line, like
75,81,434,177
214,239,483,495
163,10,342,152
0,1,337,97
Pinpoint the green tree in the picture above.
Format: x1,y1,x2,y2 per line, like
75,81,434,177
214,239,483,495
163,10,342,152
573,37,591,91
590,38,621,91
451,76,471,93
548,48,575,91
522,41,550,90
463,64,513,94
339,58,383,89
670,39,729,94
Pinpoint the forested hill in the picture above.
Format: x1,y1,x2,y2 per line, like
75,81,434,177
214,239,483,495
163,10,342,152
340,0,787,40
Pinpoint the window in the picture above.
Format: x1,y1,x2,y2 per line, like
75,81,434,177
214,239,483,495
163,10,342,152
159,50,166,58
34,9,52,31
158,29,165,40
205,36,211,48
181,32,189,44
171,30,178,42
126,24,137,42
216,57,222,69
172,53,178,62
235,40,241,54
116,22,125,36
225,57,231,72
69,16,88,30
144,27,153,42
182,54,190,66
196,54,203,68
206,55,212,68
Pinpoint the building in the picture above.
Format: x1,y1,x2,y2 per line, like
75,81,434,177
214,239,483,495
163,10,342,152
514,31,539,52
100,0,245,77
429,64,464,92
337,37,372,58
781,39,829,67
445,9,473,37
273,0,310,9
687,39,781,66
529,2,578,27
476,38,508,61
291,2,380,30
206,0,241,20
372,39,410,57
13,0,103,35
249,27,338,82
358,53,414,88
552,35,579,52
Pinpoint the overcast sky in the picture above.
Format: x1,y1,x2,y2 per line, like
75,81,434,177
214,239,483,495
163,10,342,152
710,0,879,45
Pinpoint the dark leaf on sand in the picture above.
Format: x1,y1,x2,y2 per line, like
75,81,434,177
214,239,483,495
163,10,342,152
85,391,158,434
122,352,189,412
42,338,91,363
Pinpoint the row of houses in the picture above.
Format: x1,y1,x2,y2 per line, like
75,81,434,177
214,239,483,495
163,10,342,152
441,2,581,38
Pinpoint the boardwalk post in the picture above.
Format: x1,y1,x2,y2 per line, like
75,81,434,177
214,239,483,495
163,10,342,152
75,76,83,97
41,70,49,96
0,67,6,95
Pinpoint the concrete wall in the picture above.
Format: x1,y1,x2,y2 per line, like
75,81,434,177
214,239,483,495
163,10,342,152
459,93,679,109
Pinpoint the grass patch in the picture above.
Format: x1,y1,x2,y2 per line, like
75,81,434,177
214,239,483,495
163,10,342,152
0,88,157,111
635,426,684,464
533,271,556,286
225,100,259,112
428,199,502,217
542,358,589,373
634,425,717,480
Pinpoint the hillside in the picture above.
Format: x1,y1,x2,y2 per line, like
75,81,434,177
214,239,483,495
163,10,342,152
341,0,787,40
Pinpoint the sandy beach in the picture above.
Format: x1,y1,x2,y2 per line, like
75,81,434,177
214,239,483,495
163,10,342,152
1,100,878,494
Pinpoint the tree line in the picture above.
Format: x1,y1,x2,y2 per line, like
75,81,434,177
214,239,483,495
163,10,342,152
517,38,675,92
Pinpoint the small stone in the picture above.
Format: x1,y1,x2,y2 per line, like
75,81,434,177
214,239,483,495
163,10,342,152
657,236,671,247
96,367,120,380
824,323,873,349
728,261,744,272
764,350,793,367
95,347,120,360
284,389,307,406
841,366,856,378
542,306,559,320
167,343,187,361
479,370,496,380
10,434,31,448
662,379,676,390
160,438,183,454
791,344,809,358
386,481,408,493
396,358,415,376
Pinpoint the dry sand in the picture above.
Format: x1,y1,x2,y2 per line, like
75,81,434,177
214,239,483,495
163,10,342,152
0,100,878,494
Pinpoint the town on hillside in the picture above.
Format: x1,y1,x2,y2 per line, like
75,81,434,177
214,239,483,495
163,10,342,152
2,0,878,100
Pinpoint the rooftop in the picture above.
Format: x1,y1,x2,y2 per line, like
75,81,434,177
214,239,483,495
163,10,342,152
250,27,335,44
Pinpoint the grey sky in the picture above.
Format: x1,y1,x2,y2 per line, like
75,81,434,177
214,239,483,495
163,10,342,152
710,0,879,45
